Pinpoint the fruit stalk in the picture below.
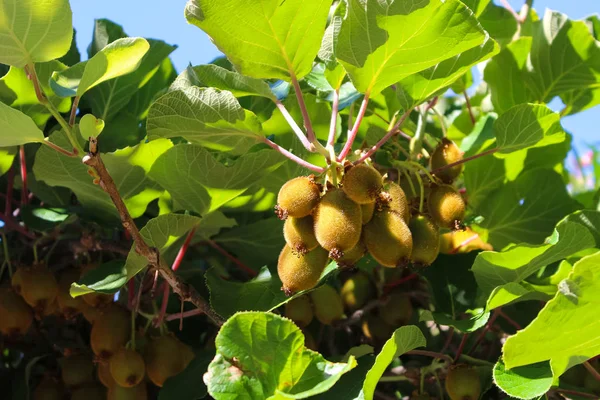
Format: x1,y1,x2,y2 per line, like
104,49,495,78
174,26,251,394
258,136,325,173
430,147,499,175
274,99,314,152
327,88,340,148
206,239,257,277
354,108,413,164
584,361,600,382
463,91,476,125
338,94,370,161
19,146,28,205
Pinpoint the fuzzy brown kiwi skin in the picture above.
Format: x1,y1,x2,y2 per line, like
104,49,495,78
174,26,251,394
275,175,322,220
284,295,314,327
278,246,329,296
378,182,410,223
283,215,318,255
428,184,466,230
313,189,362,260
361,202,375,225
340,271,373,311
0,287,33,337
337,240,367,268
341,164,383,204
19,264,59,315
364,210,413,268
379,291,413,327
445,364,481,400
408,214,440,267
430,138,464,183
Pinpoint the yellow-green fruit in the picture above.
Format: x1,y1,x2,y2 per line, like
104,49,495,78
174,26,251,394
32,376,64,400
109,348,146,388
11,267,25,294
341,164,383,204
314,189,362,259
337,240,367,268
145,334,187,387
278,246,329,295
361,202,375,225
60,354,95,388
430,138,464,183
310,284,344,325
409,215,440,266
341,272,373,311
90,305,131,360
98,360,116,388
80,265,114,308
284,295,314,327
379,292,413,327
303,329,318,351
445,364,481,400
382,182,410,223
19,265,59,314
0,287,33,336
428,185,466,230
361,315,393,342
364,211,412,268
107,382,147,400
56,269,85,319
71,385,106,400
283,216,318,255
276,176,321,219
81,302,102,324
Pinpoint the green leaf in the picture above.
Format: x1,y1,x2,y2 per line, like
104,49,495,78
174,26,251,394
206,266,286,319
336,0,489,95
317,1,345,70
149,144,284,216
493,360,553,400
494,104,565,155
20,206,74,232
205,311,357,399
147,87,262,155
159,352,213,400
361,326,426,400
461,0,491,16
185,0,330,81
419,309,490,333
70,260,127,297
312,353,376,400
502,251,600,379
78,114,105,140
88,19,127,57
0,146,16,176
0,101,44,146
477,2,519,47
0,0,73,67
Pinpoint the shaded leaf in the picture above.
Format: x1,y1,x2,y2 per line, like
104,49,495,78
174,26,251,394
0,146,16,176
0,101,44,146
419,309,490,333
159,351,213,400
70,260,126,296
493,360,553,400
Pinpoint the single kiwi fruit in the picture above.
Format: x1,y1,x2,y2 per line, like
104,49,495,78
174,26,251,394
361,314,393,343
379,292,413,327
439,227,492,254
90,305,131,360
310,284,344,325
56,269,85,319
97,360,116,388
445,364,481,400
10,266,25,294
278,246,329,295
380,182,410,223
364,210,413,268
428,184,466,230
145,334,186,387
337,240,367,268
361,202,375,225
275,175,321,220
0,287,33,336
80,264,114,308
430,138,464,183
340,272,374,311
70,385,106,400
400,172,420,201
284,295,314,327
409,214,440,266
60,354,95,388
283,215,319,255
19,264,59,315
32,376,64,400
81,302,102,324
341,164,383,204
314,189,362,259
109,348,146,388
107,382,147,400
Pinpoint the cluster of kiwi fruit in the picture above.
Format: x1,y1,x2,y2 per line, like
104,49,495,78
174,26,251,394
275,138,467,295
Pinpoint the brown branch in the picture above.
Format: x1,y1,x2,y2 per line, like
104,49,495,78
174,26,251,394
463,91,476,126
584,361,600,381
82,137,223,326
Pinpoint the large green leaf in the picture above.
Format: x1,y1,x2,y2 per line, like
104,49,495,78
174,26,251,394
361,326,426,400
493,360,554,400
147,87,262,155
502,251,600,379
184,0,330,81
0,0,73,67
149,144,284,216
477,2,518,47
205,311,357,399
70,260,127,297
88,19,127,57
336,0,489,95
0,101,44,146
0,146,16,176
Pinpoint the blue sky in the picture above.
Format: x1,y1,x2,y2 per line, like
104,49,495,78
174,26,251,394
70,0,599,150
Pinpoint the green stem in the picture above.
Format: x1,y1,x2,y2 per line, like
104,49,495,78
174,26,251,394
1,233,13,278
32,243,38,263
410,106,426,160
430,147,499,175
130,308,136,350
378,375,410,383
41,139,77,157
430,105,448,136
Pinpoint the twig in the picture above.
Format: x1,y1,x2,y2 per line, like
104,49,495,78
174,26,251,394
0,211,36,239
463,91,476,126
338,94,370,161
552,388,598,399
454,334,469,361
19,146,28,205
5,160,16,216
327,89,340,148
206,240,257,277
69,97,80,126
406,350,453,365
440,327,455,354
468,310,499,355
259,136,325,173
354,109,413,165
496,309,522,330
82,137,223,326
584,361,600,381
41,139,78,157
384,272,419,291
155,281,170,328
431,147,499,175
165,308,204,322
274,100,314,152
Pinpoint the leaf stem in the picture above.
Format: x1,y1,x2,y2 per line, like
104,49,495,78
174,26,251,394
499,0,525,23
0,211,35,239
19,146,28,205
454,334,469,361
338,94,370,161
69,96,80,126
40,139,78,157
206,239,257,277
274,100,314,152
410,106,426,159
165,308,203,322
584,361,600,381
468,310,499,355
430,106,448,137
463,91,476,126
259,136,325,173
552,389,598,399
431,147,499,175
406,350,454,365
291,74,316,144
327,89,340,148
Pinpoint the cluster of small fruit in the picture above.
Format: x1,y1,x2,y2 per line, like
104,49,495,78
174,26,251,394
275,138,467,295
0,263,194,399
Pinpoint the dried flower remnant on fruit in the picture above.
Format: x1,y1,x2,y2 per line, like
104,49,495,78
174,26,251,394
284,295,314,327
341,164,383,204
379,182,410,223
275,175,321,220
283,215,319,255
409,214,440,266
310,284,344,325
445,364,481,400
337,240,367,268
428,184,466,230
364,210,412,268
278,245,329,295
430,138,464,183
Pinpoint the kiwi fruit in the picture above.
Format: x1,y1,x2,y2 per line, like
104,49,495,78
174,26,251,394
337,240,367,268
97,360,116,388
90,305,131,360
71,385,106,400
109,348,146,388
409,214,440,266
410,392,431,400
107,382,147,400
10,267,25,294
428,184,466,230
19,264,59,314
145,334,187,387
361,202,375,225
275,176,321,220
60,354,95,388
314,189,362,259
310,284,344,325
283,215,318,255
0,287,33,336
379,292,413,327
380,182,410,223
445,364,481,400
284,295,314,327
361,314,393,343
80,264,114,308
32,376,64,400
56,269,85,319
340,272,374,311
81,302,102,324
341,164,383,204
430,138,464,183
439,228,492,254
364,210,413,268
278,246,329,295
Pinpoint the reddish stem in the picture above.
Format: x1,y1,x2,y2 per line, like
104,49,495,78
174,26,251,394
0,193,19,208
0,211,35,239
384,273,419,291
406,350,453,364
584,361,600,381
165,308,203,322
207,240,257,277
291,74,316,144
440,327,455,354
354,109,413,165
468,310,500,355
19,146,28,205
69,96,80,126
127,279,136,310
499,0,524,23
327,89,340,148
497,309,522,330
5,161,15,216
41,139,78,157
274,100,313,152
449,234,480,254
338,94,370,161
259,136,325,173
431,147,499,175
463,92,476,126
454,334,469,361
172,228,196,272
553,389,598,399
154,281,170,327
